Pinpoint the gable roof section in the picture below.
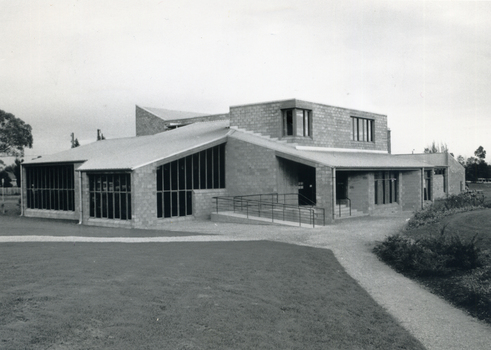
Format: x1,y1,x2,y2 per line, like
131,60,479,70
229,130,432,170
24,120,230,171
138,106,207,122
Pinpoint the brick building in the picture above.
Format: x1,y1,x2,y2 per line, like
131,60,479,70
21,99,465,228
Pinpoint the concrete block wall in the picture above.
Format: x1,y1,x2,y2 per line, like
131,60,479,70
194,188,228,219
225,137,278,196
433,174,445,199
230,99,388,151
347,172,370,213
448,155,465,194
315,165,333,223
131,165,157,228
400,170,423,212
135,106,169,136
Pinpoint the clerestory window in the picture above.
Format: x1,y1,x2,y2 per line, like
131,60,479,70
282,109,312,137
351,117,374,142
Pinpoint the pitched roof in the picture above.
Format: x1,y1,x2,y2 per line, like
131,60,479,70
229,130,432,170
138,106,207,121
24,120,230,171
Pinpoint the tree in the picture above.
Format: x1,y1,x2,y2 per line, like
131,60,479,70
457,155,466,167
0,110,33,157
0,170,13,187
424,141,448,154
4,158,21,187
474,145,486,163
71,133,80,148
97,129,105,141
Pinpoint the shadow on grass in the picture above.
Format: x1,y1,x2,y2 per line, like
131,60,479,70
0,241,424,350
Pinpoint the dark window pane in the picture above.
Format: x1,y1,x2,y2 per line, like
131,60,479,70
114,193,120,219
157,166,163,191
179,158,185,190
186,191,192,215
163,163,170,191
163,192,171,218
206,148,213,189
171,192,178,216
193,153,200,189
157,192,163,218
114,175,120,192
186,156,192,189
213,146,219,188
96,193,101,218
90,193,95,217
127,193,131,219
171,161,178,190
179,191,186,216
219,144,225,188
121,193,127,220
200,150,206,189
108,194,114,219
102,193,107,218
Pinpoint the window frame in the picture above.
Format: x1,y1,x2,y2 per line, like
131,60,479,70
88,172,132,220
282,108,312,138
156,144,226,219
351,117,375,142
374,171,398,205
25,164,75,211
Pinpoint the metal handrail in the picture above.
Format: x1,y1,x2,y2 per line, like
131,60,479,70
337,198,351,217
212,195,325,227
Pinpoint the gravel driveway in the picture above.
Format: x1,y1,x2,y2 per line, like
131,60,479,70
2,214,491,350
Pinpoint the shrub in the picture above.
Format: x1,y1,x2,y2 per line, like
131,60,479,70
374,226,482,277
446,266,491,322
407,192,485,229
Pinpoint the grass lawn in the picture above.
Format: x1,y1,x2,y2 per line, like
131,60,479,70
0,195,19,216
468,182,491,206
0,241,424,350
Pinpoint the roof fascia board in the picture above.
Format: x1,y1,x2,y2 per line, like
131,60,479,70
275,151,319,168
134,137,228,170
78,169,132,173
296,146,388,154
335,167,431,171
24,160,87,167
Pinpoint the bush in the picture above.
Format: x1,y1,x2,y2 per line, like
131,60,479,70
407,192,485,229
374,227,482,277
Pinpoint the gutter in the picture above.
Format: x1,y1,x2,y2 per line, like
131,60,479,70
78,171,83,224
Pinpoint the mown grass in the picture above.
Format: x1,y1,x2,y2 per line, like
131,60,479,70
374,190,491,324
0,241,424,350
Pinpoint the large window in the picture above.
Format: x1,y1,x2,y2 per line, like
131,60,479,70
89,173,131,220
156,144,225,218
351,117,374,142
375,172,398,205
282,109,312,137
26,165,75,211
424,170,432,201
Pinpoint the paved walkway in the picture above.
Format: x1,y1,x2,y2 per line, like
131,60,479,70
1,214,491,349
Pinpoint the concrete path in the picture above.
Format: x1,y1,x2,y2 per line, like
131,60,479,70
1,214,490,349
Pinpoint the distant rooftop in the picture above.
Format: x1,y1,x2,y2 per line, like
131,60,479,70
138,106,208,121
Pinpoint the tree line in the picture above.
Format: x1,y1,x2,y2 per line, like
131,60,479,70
424,142,489,182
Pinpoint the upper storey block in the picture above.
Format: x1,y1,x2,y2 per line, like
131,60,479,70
229,99,389,152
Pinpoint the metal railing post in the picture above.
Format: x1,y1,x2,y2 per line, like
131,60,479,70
299,208,301,227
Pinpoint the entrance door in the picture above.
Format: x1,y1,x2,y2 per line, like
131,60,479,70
298,164,316,205
336,172,348,201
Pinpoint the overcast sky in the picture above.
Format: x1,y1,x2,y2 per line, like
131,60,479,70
1,0,490,160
